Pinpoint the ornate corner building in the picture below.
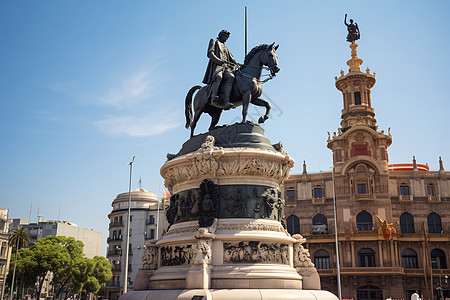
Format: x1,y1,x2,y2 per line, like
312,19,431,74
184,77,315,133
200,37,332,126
284,42,450,300
105,188,168,300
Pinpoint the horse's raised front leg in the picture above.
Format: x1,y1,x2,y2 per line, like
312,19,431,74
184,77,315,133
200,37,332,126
252,97,271,123
242,91,252,123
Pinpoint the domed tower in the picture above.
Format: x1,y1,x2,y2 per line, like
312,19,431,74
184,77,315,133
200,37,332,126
327,41,393,231
106,188,163,300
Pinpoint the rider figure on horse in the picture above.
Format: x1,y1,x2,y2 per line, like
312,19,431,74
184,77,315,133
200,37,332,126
202,29,236,110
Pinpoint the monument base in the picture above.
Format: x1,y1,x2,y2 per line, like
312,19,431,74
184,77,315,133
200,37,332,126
121,289,337,300
124,123,337,300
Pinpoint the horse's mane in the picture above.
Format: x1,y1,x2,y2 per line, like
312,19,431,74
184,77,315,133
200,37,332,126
243,44,271,65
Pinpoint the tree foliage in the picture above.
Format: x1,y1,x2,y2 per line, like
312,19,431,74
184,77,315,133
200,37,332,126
8,226,31,298
10,235,112,298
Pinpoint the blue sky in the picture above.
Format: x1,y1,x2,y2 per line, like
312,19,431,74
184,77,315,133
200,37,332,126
1,1,449,253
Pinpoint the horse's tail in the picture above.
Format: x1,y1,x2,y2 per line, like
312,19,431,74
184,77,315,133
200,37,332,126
185,85,201,129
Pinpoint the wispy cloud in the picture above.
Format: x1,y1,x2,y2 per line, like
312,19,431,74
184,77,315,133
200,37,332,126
94,69,164,109
46,48,175,137
95,112,181,137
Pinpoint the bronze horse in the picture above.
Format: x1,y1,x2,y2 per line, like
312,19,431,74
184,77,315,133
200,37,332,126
185,43,280,137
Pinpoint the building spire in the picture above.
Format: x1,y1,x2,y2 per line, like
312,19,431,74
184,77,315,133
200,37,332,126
347,42,363,73
302,161,307,175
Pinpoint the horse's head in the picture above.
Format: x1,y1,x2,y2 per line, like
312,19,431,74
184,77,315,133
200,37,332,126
264,42,280,77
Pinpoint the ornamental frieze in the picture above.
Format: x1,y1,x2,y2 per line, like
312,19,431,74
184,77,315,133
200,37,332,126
223,241,289,264
165,225,200,236
217,222,286,233
161,148,293,193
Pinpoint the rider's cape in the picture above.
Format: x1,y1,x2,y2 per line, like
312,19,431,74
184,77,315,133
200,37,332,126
202,38,236,85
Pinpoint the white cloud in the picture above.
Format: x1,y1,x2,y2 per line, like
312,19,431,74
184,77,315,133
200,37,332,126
46,58,175,137
94,69,164,109
95,113,181,137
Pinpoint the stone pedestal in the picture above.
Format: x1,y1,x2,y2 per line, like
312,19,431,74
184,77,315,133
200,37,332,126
125,123,337,300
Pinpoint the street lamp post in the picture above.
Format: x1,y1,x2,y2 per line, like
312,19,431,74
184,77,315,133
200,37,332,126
332,166,342,300
123,155,136,294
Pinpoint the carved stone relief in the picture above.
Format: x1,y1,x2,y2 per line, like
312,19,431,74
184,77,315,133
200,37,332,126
198,179,219,227
166,189,200,225
166,184,286,225
223,241,289,264
160,244,193,266
192,239,212,264
139,245,158,270
293,244,314,268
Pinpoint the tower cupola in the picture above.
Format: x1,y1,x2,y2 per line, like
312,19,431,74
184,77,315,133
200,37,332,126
334,43,377,131
328,37,392,175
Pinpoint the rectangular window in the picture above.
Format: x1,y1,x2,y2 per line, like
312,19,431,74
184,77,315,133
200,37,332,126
148,215,155,224
357,184,367,194
359,253,375,267
400,185,410,196
150,229,155,239
314,188,323,198
427,185,434,196
402,256,418,269
286,190,296,201
354,92,361,105
314,257,330,269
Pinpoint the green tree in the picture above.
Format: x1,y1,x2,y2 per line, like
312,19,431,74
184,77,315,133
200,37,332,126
8,226,30,299
84,256,112,294
10,235,112,300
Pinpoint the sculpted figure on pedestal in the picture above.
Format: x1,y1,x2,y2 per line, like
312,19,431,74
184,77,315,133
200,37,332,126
344,14,360,42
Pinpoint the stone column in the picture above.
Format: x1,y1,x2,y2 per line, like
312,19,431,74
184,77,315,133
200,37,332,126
377,240,383,267
351,240,356,267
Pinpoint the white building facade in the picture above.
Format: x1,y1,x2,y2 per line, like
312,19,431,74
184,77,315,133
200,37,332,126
105,188,168,300
16,220,102,258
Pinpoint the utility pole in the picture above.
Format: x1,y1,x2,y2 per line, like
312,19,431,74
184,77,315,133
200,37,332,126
332,166,342,300
244,6,248,56
123,156,136,294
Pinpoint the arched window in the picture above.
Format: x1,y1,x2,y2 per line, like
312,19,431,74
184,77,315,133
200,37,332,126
312,214,328,234
402,248,418,268
400,212,415,233
427,212,442,233
357,210,373,231
431,249,447,269
287,215,300,235
358,248,375,267
357,285,383,300
314,250,330,269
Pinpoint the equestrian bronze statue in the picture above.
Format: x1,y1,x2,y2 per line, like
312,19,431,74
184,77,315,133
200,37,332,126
185,41,280,138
